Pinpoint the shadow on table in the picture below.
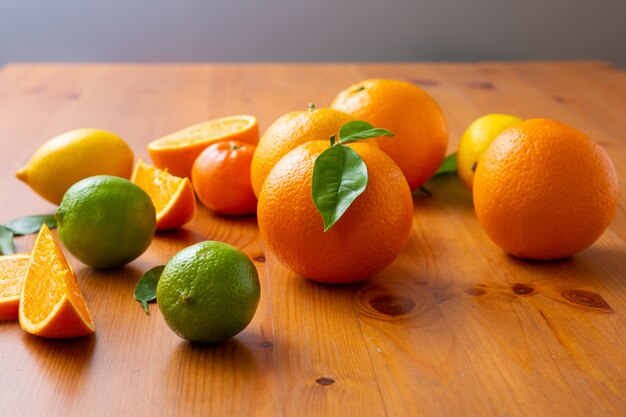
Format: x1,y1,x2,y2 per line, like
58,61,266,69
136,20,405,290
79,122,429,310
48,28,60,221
21,333,96,396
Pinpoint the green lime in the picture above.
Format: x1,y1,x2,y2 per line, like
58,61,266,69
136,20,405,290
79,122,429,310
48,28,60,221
156,241,260,343
56,175,156,269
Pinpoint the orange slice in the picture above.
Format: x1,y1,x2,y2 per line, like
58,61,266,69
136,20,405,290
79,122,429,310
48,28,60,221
0,253,30,321
19,224,95,338
147,115,259,178
131,159,197,230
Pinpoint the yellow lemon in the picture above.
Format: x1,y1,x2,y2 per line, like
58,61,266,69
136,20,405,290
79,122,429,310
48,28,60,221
457,114,523,190
16,129,134,205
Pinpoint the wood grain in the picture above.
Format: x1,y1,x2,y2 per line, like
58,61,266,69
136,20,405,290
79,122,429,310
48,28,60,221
0,62,624,417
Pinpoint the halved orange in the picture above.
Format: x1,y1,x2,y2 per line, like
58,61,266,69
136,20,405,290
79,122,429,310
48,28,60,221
0,253,30,321
147,115,259,178
131,159,197,230
19,224,95,338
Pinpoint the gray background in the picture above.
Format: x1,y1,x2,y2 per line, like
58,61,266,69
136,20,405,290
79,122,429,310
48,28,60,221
1,0,625,67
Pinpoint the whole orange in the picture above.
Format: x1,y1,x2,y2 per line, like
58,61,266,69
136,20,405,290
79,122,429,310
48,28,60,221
250,107,355,197
258,141,414,284
192,141,257,216
331,79,448,190
473,118,619,260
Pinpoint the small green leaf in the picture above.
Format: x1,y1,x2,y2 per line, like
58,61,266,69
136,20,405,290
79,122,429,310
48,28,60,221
0,226,15,255
4,215,56,236
434,153,458,176
338,120,394,144
312,145,368,231
134,265,165,315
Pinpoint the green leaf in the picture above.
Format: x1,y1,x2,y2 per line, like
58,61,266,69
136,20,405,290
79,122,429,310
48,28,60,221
312,145,368,231
0,226,15,255
134,265,165,315
338,120,394,144
434,153,458,176
4,214,56,236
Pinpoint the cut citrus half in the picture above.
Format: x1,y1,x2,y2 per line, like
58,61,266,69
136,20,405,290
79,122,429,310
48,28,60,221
19,224,95,338
147,115,259,178
131,159,197,230
0,253,30,321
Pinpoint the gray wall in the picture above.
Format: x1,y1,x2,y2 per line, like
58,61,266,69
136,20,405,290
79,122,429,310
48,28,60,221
1,0,625,67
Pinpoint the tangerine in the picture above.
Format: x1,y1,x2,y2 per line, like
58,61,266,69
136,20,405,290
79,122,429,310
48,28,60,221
192,141,257,216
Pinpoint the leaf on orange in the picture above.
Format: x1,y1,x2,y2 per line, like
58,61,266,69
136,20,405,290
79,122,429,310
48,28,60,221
0,253,30,321
19,224,95,338
147,115,259,178
131,159,197,230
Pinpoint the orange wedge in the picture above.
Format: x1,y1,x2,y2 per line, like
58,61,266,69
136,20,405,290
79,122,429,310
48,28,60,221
147,115,259,178
0,253,30,321
19,224,95,338
131,159,197,230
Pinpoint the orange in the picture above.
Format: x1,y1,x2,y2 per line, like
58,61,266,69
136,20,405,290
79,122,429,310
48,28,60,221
19,224,95,338
258,141,414,284
192,141,257,216
147,115,259,179
0,253,30,321
250,107,355,197
473,119,619,260
131,159,196,230
331,79,448,190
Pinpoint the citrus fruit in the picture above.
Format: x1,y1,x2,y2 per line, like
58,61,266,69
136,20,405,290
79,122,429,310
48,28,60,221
131,159,196,230
457,114,523,190
473,118,619,260
331,79,448,190
156,241,260,343
19,224,95,338
0,253,30,321
16,129,134,205
56,175,156,269
250,107,355,197
147,115,258,179
258,141,414,284
192,141,257,216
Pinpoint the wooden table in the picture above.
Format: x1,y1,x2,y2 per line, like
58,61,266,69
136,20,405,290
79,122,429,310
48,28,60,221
0,62,624,417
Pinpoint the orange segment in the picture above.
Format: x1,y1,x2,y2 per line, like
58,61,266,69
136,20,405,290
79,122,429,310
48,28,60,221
0,253,30,321
147,115,259,178
19,224,95,338
131,159,197,230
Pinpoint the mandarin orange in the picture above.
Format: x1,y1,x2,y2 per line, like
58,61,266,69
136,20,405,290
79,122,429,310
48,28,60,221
192,141,257,216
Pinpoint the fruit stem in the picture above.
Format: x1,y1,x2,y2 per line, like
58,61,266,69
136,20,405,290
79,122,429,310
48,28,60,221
308,102,316,111
330,135,336,147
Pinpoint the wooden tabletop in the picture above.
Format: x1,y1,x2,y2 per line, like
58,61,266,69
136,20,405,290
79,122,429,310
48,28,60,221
0,62,625,417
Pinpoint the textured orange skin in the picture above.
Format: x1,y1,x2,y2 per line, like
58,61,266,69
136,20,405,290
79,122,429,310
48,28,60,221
148,117,259,179
0,254,29,321
331,79,448,190
250,108,356,197
258,141,414,284
131,160,197,230
192,141,258,216
473,119,619,260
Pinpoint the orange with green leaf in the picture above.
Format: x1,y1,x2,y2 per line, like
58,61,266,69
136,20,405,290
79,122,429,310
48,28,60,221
258,121,414,284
